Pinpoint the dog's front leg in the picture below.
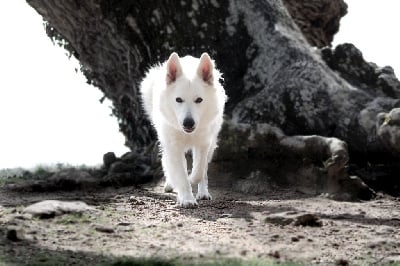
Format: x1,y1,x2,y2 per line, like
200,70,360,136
191,145,212,200
162,146,197,208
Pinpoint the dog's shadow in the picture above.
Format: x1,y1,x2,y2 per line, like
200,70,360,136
142,178,309,223
142,184,400,229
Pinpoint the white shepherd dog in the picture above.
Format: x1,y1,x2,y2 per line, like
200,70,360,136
140,52,227,207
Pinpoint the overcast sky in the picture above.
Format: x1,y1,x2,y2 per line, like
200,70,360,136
0,1,128,168
333,1,400,77
0,1,399,169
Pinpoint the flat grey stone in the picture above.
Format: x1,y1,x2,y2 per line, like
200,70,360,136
23,200,95,219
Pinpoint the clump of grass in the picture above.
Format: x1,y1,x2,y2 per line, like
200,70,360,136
0,166,52,185
0,167,25,179
0,163,99,186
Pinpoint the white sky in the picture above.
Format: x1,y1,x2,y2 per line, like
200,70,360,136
0,1,399,169
0,1,128,168
333,1,400,77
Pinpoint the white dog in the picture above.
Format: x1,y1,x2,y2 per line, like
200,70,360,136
140,52,226,207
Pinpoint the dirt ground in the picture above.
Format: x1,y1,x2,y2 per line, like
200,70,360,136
0,178,400,265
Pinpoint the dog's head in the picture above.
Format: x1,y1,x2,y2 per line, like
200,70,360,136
162,52,219,134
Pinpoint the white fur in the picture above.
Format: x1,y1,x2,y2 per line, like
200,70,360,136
140,52,227,207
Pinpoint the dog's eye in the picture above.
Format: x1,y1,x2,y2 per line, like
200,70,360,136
176,97,183,103
194,97,203,104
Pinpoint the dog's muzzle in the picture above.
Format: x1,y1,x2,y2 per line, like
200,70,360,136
183,117,195,133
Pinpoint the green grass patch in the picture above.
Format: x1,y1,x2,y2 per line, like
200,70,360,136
0,163,98,186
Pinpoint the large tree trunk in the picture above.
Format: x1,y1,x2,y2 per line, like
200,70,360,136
26,0,400,198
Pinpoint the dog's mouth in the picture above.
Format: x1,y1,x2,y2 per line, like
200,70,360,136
183,127,195,133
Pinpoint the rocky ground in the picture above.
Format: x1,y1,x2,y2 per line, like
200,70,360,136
0,171,400,266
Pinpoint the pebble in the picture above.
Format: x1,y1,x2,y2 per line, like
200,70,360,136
23,200,95,219
117,222,131,226
128,196,145,205
265,212,322,227
6,227,25,242
268,250,280,259
335,259,349,266
294,214,322,227
94,225,115,233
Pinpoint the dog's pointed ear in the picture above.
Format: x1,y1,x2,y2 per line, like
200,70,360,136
166,52,182,84
197,53,214,85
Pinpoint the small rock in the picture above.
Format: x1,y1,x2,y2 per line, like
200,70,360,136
335,259,349,266
264,213,294,226
117,222,131,226
13,213,32,220
294,214,322,227
161,215,170,222
23,200,95,219
6,227,25,242
177,223,183,227
268,250,280,259
94,225,115,234
270,234,279,241
128,196,145,205
146,224,156,228
103,152,117,169
291,236,299,242
240,250,247,256
265,212,322,227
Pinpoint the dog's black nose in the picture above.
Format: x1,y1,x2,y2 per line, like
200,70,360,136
183,117,195,130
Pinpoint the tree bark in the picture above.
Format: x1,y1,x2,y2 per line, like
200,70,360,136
25,0,400,198
282,0,348,48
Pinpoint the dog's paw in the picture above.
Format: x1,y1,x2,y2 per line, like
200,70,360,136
177,195,198,208
196,191,212,200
